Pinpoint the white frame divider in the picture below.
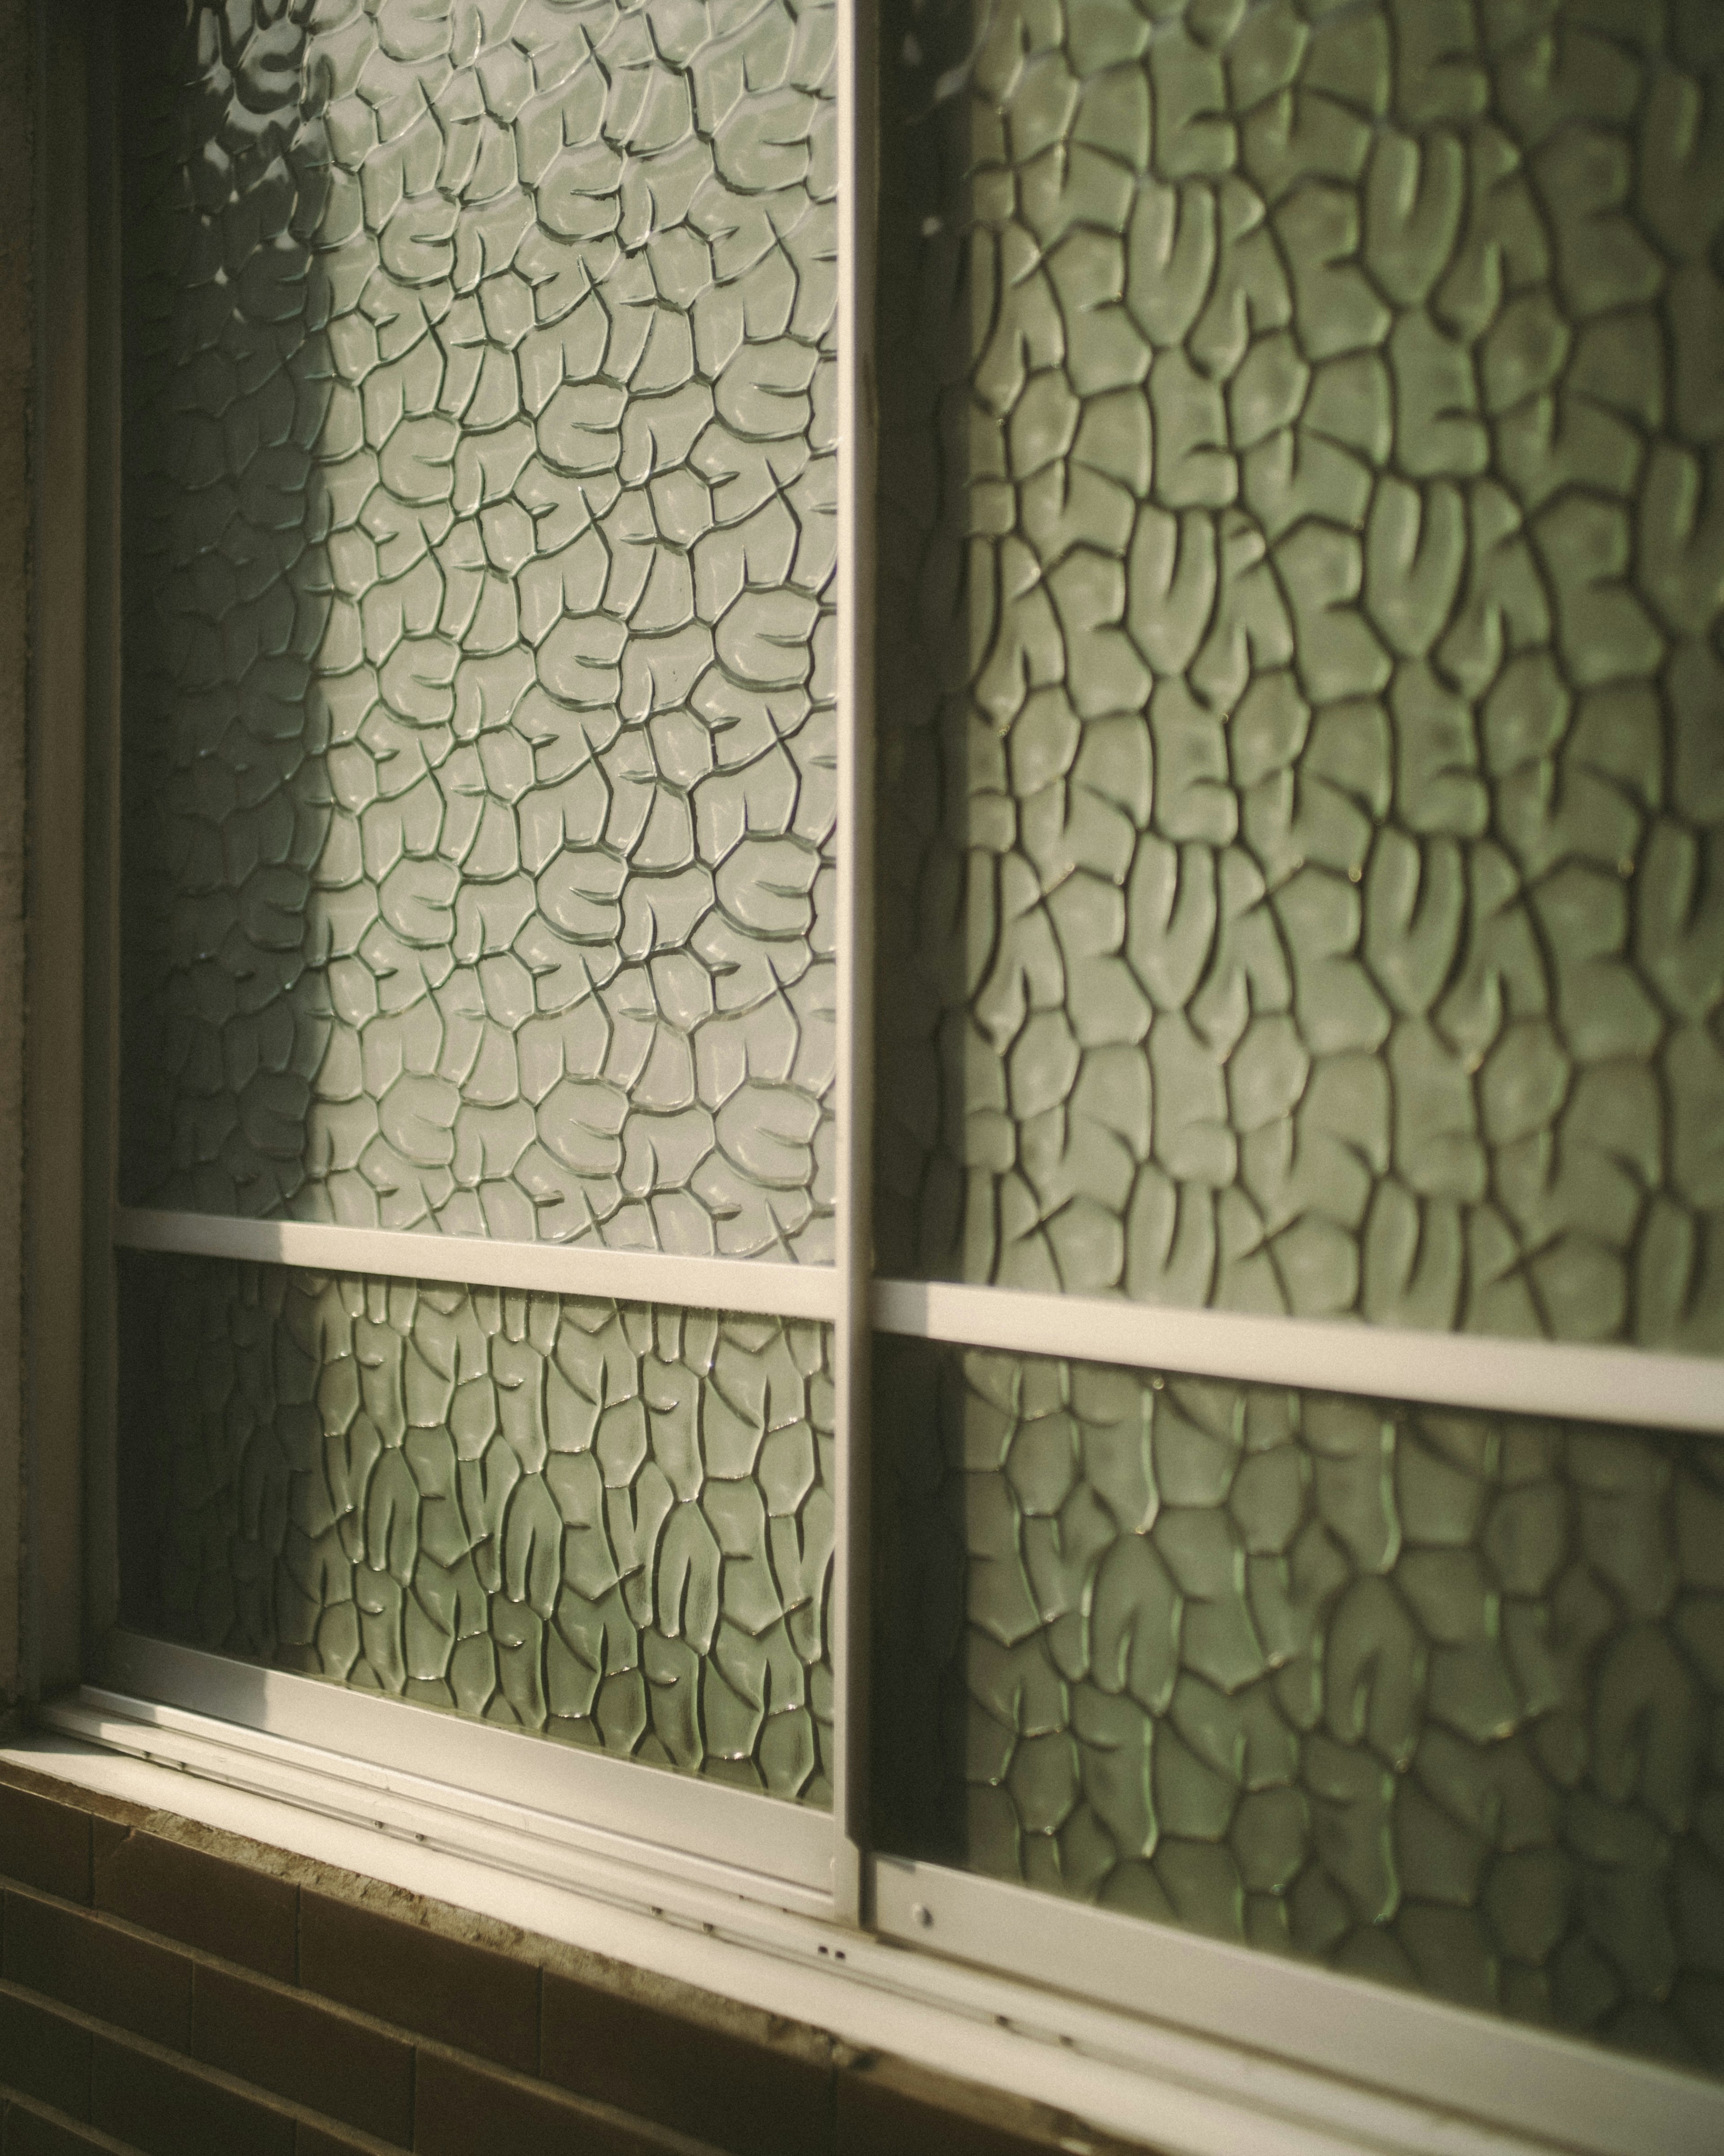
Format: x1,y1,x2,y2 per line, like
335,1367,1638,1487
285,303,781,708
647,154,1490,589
829,0,879,1928
867,1856,1724,2156
873,1278,1724,1434
86,1640,833,1905
113,1207,843,1325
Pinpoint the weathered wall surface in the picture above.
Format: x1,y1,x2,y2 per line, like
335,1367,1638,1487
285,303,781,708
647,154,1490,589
0,0,34,1706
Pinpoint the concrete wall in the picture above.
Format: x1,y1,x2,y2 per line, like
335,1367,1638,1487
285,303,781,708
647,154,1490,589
0,0,33,1710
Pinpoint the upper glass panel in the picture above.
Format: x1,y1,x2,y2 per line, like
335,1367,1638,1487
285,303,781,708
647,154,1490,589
120,0,838,1261
874,0,1724,1348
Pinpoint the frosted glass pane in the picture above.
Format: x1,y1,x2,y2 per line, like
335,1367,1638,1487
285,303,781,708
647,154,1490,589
119,0,837,1260
875,1337,1724,2071
119,1255,835,1804
874,0,1724,1348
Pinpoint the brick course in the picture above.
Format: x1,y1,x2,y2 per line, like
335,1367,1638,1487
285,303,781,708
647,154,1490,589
0,1760,1152,2156
2,1890,193,2050
298,1890,538,2076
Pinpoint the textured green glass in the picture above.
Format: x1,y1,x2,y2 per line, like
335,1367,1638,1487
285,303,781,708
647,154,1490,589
875,1337,1724,2070
875,0,1724,1348
119,1256,835,1803
120,0,837,1259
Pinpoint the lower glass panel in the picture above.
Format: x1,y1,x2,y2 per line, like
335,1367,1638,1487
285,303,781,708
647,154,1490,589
875,1338,1724,2073
119,1255,834,1805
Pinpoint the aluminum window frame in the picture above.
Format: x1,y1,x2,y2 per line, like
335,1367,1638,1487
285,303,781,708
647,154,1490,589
30,3,1724,2150
63,0,877,1919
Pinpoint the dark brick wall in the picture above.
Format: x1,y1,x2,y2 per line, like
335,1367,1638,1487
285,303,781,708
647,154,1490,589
0,1762,1155,2156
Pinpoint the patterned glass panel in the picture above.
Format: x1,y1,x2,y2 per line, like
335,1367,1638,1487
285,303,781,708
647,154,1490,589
875,1337,1724,2070
119,1255,835,1803
874,0,1724,1347
120,0,837,1260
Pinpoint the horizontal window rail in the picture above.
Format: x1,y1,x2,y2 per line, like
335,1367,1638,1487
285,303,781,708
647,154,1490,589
872,1278,1724,1434
112,1207,842,1324
93,1633,834,1906
872,1858,1724,2156
112,1209,1722,1431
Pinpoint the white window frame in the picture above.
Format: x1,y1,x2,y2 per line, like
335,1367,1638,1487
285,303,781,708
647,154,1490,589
26,5,1724,2152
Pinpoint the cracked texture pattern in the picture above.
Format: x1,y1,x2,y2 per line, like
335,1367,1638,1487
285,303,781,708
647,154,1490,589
120,1254,835,1803
121,0,838,1260
875,1336,1724,2071
875,0,1724,1347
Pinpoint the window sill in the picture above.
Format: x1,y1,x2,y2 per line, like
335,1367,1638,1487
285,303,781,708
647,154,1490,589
16,1695,1720,2156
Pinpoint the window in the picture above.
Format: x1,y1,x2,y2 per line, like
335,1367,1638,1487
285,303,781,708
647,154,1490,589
37,3,1724,2150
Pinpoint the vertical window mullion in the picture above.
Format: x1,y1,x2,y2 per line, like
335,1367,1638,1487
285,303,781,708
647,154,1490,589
831,0,880,1926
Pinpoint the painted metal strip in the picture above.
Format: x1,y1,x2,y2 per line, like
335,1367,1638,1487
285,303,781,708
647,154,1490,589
97,1632,833,1899
827,0,879,1928
39,1691,836,1930
113,1206,843,1323
872,1859,1724,2156
872,1277,1724,1433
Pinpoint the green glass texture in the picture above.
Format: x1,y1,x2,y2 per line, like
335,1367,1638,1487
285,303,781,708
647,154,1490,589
875,1336,1724,2070
119,0,837,1260
119,1255,835,1804
874,0,1724,1348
